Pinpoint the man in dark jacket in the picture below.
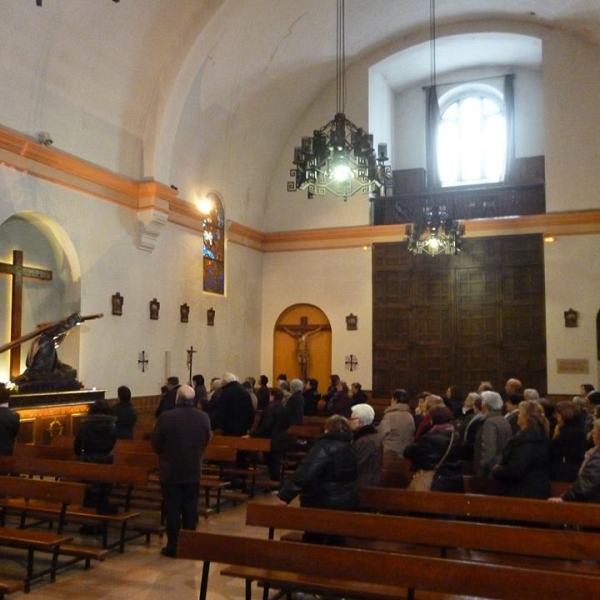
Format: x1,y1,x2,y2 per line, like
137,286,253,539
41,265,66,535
151,385,211,557
155,376,180,417
0,384,20,455
212,372,255,435
74,399,117,514
285,379,305,425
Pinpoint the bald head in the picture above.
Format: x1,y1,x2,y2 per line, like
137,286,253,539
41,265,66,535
176,384,195,406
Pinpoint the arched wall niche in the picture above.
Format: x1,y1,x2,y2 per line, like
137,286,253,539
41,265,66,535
0,211,81,381
273,303,332,392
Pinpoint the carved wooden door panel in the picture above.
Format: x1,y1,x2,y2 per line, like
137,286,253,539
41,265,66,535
372,235,546,396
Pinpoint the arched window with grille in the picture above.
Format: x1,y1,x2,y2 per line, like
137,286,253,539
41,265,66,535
201,193,225,295
437,84,507,186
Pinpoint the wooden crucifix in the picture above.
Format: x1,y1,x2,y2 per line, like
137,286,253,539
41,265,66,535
0,250,53,378
186,346,197,384
277,316,331,380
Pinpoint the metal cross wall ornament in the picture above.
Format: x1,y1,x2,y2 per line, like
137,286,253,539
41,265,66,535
345,354,358,371
138,351,149,372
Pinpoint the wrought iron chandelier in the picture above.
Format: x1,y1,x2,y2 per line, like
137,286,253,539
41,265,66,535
406,205,464,256
406,0,464,256
288,0,390,201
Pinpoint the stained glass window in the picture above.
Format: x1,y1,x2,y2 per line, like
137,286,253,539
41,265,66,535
202,194,224,295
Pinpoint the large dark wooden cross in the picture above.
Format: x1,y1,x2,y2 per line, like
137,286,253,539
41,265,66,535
0,250,53,378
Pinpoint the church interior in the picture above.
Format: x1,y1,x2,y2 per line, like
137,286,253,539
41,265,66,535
2,0,600,595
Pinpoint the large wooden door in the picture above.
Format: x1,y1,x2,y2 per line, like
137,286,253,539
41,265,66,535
372,235,546,396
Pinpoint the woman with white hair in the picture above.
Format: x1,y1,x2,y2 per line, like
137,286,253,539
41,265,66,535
349,403,383,486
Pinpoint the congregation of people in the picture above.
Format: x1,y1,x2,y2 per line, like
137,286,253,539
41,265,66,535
4,373,600,560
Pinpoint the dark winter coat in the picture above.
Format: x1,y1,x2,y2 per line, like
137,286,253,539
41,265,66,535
562,446,600,502
110,402,138,440
549,420,587,482
74,414,117,463
492,426,551,498
404,424,464,492
212,380,255,436
0,407,20,456
285,391,305,425
277,430,358,509
151,405,212,484
353,424,383,487
250,399,290,452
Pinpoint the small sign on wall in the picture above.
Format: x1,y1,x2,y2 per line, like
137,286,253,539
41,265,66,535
556,359,589,374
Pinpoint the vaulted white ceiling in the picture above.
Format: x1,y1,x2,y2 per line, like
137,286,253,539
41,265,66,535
0,0,598,226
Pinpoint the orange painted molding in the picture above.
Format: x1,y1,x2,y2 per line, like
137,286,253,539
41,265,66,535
2,124,600,252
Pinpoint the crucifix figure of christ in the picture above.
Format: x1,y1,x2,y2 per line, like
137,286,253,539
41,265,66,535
277,316,331,380
186,346,197,384
0,250,53,378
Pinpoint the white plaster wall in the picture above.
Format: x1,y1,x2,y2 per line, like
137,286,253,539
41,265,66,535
543,30,600,212
263,58,373,233
261,246,373,389
0,167,263,396
545,235,600,394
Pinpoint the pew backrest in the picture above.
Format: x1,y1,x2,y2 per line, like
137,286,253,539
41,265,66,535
358,486,600,529
0,456,149,487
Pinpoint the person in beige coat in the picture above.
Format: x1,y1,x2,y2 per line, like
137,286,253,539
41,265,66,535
378,389,415,457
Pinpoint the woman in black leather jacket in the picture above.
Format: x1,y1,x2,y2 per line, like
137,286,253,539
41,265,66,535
277,415,358,510
403,405,464,492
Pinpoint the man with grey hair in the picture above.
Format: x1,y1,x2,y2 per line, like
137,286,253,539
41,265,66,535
285,378,305,425
151,384,211,557
523,388,540,401
350,403,383,486
474,390,512,477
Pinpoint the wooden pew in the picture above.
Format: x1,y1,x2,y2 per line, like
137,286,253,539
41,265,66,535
357,485,600,528
24,440,231,515
207,435,272,498
177,529,600,600
0,579,23,599
246,496,600,563
380,454,412,488
0,456,145,553
0,475,106,592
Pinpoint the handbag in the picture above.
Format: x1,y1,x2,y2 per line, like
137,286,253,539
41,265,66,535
407,431,455,492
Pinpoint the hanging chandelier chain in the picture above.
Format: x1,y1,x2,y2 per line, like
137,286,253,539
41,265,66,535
430,0,437,88
288,0,390,200
336,0,346,115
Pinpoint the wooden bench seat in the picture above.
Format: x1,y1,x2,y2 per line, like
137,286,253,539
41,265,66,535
230,495,600,600
0,456,145,553
0,525,72,592
0,475,99,592
177,530,600,600
0,579,24,599
206,435,271,499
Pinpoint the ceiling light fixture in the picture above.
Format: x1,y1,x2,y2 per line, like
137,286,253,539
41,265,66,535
406,205,464,256
288,0,390,201
406,0,463,256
